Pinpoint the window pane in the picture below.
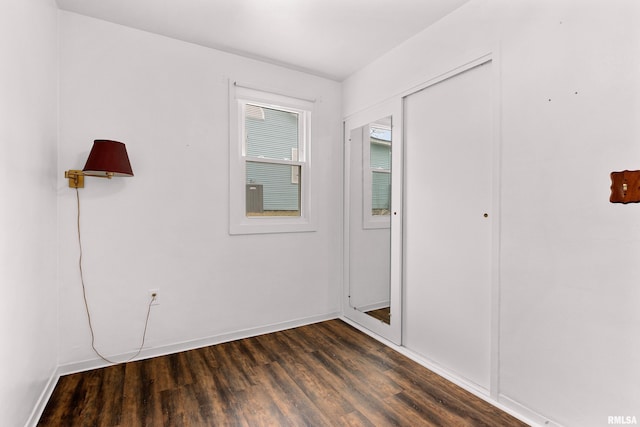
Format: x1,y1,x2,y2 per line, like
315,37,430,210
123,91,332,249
372,171,390,215
370,126,391,169
246,161,301,217
370,142,391,169
246,104,299,160
371,124,391,217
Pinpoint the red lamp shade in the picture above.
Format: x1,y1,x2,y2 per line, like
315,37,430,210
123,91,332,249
82,140,134,177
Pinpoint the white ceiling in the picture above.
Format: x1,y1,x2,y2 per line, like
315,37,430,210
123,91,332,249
56,0,471,81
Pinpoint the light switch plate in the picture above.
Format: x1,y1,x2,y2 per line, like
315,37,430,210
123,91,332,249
610,170,640,203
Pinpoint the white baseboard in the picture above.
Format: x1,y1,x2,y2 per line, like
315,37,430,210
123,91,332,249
499,394,564,427
354,300,390,312
58,311,341,376
25,366,61,427
340,316,552,427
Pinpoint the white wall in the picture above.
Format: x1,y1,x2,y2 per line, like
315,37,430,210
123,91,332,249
344,1,640,426
57,12,342,367
0,0,59,425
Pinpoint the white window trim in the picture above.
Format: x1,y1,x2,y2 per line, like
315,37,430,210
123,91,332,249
229,82,316,235
363,123,392,230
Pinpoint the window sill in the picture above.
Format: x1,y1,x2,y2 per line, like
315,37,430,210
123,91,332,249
229,216,317,235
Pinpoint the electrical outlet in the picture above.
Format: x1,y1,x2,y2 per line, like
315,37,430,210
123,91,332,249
148,289,160,305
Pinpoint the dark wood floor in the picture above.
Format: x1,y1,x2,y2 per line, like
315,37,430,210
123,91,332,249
365,307,391,324
38,319,527,426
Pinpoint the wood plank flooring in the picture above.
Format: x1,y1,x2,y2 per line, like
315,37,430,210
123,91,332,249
364,307,391,324
38,319,527,426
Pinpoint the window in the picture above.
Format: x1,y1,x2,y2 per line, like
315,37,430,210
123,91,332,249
229,83,314,234
363,117,392,229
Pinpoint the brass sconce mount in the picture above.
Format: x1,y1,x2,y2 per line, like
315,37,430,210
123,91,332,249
65,170,85,188
64,170,117,188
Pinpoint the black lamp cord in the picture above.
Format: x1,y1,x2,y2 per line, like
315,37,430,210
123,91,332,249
75,187,155,364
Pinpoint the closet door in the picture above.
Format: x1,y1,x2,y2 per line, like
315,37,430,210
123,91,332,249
403,62,494,390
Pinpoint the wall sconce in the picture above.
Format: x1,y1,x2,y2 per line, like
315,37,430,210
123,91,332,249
65,139,149,364
65,140,134,188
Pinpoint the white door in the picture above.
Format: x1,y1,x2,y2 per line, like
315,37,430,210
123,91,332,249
403,62,494,390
